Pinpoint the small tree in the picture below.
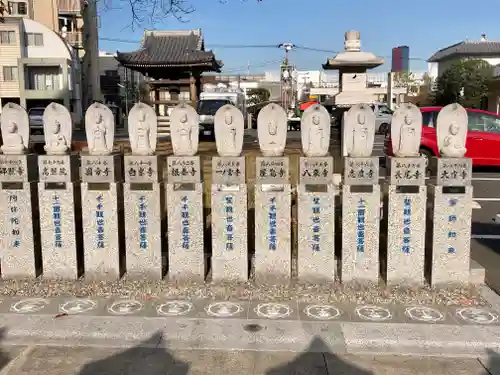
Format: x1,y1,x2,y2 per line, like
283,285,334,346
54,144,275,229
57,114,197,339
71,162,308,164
434,59,493,108
247,88,270,106
393,71,419,95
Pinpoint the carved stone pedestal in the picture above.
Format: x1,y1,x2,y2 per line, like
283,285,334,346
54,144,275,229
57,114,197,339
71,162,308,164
81,154,122,280
341,157,380,283
211,157,248,282
385,157,427,285
38,155,78,279
297,157,335,282
0,154,38,278
124,155,163,279
428,158,473,285
254,157,291,283
166,156,204,281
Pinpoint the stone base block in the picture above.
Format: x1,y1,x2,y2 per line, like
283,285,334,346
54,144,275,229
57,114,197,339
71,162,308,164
0,183,37,278
470,260,485,285
38,182,77,279
429,185,473,285
124,183,163,279
385,185,427,285
297,184,335,282
211,184,248,282
166,183,204,281
82,182,122,280
254,184,291,282
341,185,381,283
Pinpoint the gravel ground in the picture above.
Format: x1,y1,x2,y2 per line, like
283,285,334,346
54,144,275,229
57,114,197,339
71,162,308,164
0,278,488,306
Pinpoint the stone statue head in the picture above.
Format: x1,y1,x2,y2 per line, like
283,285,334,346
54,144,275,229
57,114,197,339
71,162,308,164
312,115,320,126
449,122,460,136
51,121,61,134
357,112,366,126
6,121,17,133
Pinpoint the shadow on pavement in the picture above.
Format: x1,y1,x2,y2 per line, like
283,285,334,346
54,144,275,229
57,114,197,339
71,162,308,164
77,332,189,375
0,328,11,372
265,337,371,375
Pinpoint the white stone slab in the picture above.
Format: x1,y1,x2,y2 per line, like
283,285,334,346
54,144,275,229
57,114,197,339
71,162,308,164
297,185,335,282
38,155,75,182
124,155,162,183
385,185,427,285
254,185,291,282
341,185,380,283
81,155,122,183
429,185,473,285
124,184,163,279
0,184,37,278
166,183,204,281
81,183,121,280
38,183,77,279
211,185,248,281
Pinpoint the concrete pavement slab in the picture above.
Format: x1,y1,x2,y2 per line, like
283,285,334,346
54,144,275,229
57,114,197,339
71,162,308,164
340,322,500,357
324,354,487,375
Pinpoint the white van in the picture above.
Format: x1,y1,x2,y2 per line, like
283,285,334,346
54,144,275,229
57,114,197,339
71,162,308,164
198,89,247,138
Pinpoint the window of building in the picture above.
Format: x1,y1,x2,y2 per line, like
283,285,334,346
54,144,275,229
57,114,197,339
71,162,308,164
8,1,27,15
27,67,61,90
0,31,16,44
58,16,75,32
3,66,18,81
25,32,43,46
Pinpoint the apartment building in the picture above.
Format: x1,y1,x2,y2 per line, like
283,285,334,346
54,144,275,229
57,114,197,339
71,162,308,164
0,17,82,121
2,0,100,111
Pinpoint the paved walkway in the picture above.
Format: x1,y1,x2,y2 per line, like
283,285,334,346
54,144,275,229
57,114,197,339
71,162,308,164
0,288,499,358
0,345,494,375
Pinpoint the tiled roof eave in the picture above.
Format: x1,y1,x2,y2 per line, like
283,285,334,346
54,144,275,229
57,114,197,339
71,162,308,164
117,61,220,68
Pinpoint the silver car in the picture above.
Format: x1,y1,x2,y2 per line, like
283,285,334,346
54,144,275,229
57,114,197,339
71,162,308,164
370,102,393,134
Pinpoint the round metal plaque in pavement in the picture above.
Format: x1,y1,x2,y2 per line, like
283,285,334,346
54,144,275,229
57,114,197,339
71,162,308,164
206,302,244,318
11,298,49,313
304,305,341,320
255,303,292,319
456,307,499,325
60,299,97,314
108,300,143,315
405,306,444,323
355,305,392,321
157,301,193,317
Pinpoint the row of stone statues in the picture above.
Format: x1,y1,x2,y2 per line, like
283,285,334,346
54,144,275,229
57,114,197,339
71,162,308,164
0,101,467,160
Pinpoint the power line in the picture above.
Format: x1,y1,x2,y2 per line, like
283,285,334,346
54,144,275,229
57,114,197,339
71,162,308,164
99,37,429,62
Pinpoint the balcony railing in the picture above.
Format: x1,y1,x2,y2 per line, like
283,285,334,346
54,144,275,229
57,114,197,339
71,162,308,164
57,0,81,12
62,31,83,47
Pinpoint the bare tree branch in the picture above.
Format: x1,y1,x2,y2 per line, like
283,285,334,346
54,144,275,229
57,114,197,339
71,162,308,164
100,0,262,30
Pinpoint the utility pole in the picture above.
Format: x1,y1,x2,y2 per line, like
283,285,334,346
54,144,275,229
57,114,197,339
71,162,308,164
278,43,296,114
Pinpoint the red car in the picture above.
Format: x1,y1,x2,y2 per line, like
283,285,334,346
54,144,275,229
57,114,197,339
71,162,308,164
384,106,500,166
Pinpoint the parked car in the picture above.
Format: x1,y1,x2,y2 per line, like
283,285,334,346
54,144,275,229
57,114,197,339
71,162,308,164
28,107,45,135
384,106,500,166
370,102,393,135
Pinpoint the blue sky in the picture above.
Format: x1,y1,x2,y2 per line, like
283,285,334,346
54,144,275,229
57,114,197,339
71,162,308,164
99,0,500,74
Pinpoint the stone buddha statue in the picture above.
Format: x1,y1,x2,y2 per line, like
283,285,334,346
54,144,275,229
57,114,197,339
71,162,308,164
91,113,108,155
437,103,468,158
392,104,422,157
442,123,467,157
44,120,68,155
135,110,154,156
301,104,330,157
1,121,25,154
